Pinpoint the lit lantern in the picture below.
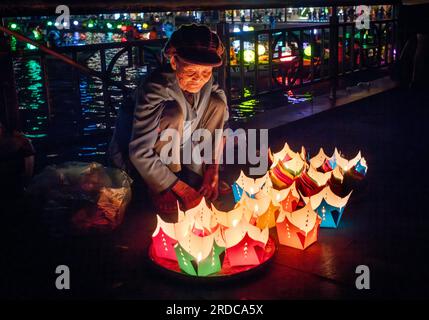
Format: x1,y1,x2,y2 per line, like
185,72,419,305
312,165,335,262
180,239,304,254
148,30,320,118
264,175,301,212
174,231,225,276
258,178,289,204
301,185,352,228
240,193,276,229
280,155,306,177
309,148,330,171
269,154,306,188
211,203,251,230
276,202,321,250
257,44,266,55
342,152,368,179
224,219,269,266
351,157,368,178
269,142,306,167
269,143,307,189
327,165,346,195
277,181,301,213
298,165,332,197
333,148,351,171
152,215,178,261
152,198,216,262
232,170,268,203
304,44,312,57
243,49,255,63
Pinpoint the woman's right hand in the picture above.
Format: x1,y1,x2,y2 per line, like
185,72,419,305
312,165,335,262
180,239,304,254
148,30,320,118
171,179,203,211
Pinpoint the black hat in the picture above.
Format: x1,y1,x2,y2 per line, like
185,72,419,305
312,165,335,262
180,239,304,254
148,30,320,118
163,24,224,67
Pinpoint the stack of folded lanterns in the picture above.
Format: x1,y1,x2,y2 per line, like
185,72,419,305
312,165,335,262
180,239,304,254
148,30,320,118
151,142,367,276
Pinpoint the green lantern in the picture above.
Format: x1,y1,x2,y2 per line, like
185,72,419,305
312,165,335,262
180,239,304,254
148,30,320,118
174,240,225,277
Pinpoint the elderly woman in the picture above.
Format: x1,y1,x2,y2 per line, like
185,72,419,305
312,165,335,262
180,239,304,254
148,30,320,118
111,24,229,214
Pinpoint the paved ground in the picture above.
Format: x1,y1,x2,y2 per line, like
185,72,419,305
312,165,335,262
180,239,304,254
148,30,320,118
2,87,429,299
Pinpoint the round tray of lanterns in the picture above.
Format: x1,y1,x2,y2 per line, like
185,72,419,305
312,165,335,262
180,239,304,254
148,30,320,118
148,196,277,280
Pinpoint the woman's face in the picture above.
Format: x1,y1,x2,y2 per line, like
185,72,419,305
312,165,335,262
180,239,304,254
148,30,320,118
171,56,213,93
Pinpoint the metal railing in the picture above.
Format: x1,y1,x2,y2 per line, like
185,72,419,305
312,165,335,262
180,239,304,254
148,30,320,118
227,18,398,101
1,16,398,147
2,27,167,144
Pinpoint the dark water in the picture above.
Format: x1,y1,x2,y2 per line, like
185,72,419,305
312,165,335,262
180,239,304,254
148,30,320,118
13,32,150,166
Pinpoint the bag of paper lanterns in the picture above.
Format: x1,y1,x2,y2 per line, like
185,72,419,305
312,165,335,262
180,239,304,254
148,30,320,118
26,162,132,236
150,198,275,277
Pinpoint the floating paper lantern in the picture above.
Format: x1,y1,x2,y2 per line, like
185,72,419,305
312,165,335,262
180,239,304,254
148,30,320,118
174,230,225,276
179,197,217,234
211,203,252,230
348,157,368,179
240,193,277,229
152,215,178,261
301,185,352,228
355,157,367,175
270,154,306,188
327,165,345,195
260,176,301,213
269,143,307,189
279,182,301,213
276,202,321,250
224,219,269,266
298,165,332,197
259,178,289,204
269,143,306,168
232,170,268,203
309,148,330,170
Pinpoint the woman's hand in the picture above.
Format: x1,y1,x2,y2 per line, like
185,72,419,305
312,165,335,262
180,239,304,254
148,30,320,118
171,179,202,210
199,164,219,201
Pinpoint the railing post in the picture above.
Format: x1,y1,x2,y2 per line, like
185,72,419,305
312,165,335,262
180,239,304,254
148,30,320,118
0,18,20,133
392,4,399,62
99,48,111,131
254,31,259,95
329,6,339,102
216,21,231,105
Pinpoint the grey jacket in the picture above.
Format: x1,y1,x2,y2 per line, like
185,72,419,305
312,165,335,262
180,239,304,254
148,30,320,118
128,67,228,193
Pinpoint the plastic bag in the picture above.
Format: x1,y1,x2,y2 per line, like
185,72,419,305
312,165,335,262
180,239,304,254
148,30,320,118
27,161,132,236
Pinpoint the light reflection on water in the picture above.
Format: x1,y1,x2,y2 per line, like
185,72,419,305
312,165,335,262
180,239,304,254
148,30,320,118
13,57,48,139
14,40,146,164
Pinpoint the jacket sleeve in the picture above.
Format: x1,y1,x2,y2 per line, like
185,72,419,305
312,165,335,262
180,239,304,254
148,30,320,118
210,80,229,127
128,78,178,193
